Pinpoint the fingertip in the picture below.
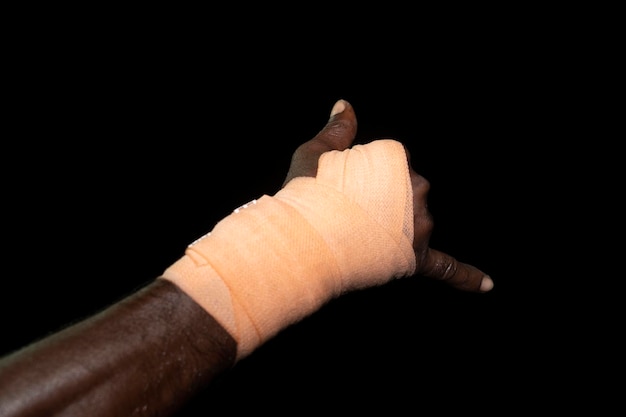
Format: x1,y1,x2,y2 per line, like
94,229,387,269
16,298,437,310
329,99,355,120
315,99,356,151
479,275,494,292
330,99,347,117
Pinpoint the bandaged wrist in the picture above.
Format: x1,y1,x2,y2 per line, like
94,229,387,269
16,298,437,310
160,139,416,360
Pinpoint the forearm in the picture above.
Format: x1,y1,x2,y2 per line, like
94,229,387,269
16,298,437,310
0,279,236,417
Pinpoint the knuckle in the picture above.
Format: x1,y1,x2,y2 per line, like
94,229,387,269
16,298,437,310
411,170,430,189
438,257,459,282
321,119,355,142
415,174,430,190
424,253,457,282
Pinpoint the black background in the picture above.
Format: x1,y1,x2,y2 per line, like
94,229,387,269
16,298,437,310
1,8,613,415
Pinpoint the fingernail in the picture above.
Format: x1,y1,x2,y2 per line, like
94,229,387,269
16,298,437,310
330,99,346,117
480,275,494,292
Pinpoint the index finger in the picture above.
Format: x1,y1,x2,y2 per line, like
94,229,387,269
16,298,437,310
419,248,494,293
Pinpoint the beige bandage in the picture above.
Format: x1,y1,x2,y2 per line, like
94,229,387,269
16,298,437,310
161,139,416,360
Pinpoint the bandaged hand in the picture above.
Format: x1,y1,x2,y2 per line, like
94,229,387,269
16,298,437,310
161,99,493,360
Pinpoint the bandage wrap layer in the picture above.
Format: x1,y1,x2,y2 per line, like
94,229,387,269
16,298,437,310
161,139,416,359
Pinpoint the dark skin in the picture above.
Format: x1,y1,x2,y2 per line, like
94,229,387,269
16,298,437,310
0,99,492,417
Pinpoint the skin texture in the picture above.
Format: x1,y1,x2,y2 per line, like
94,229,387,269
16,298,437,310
0,99,492,417
0,280,236,417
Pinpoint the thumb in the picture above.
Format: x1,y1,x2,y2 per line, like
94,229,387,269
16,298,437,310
283,99,357,187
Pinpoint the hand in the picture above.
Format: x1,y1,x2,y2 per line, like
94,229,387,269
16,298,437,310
283,99,493,293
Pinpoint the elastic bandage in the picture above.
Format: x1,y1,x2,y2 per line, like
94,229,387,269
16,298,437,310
161,139,416,360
